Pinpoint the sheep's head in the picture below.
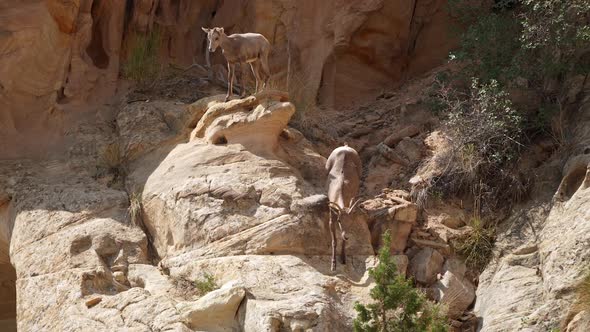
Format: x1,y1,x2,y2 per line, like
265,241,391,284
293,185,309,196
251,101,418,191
202,27,225,52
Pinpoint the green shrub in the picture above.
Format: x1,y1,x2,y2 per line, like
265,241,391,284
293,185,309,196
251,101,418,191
353,231,448,332
455,215,495,271
519,0,590,79
450,13,521,82
123,29,162,86
194,273,219,296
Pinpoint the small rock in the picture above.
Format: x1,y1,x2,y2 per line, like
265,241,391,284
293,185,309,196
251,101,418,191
85,297,102,308
113,271,127,284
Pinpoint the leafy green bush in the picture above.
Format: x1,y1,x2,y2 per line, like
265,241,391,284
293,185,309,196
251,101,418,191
123,29,162,86
448,0,590,134
519,0,590,80
450,13,521,82
353,232,448,332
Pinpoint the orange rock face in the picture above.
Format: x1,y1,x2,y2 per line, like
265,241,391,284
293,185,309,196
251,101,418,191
0,0,454,158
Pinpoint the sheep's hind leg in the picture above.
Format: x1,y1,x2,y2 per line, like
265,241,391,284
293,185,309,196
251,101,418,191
329,209,337,271
239,63,247,98
260,51,271,90
250,62,260,94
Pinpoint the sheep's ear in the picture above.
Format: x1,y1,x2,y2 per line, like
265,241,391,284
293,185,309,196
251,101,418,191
220,27,224,34
201,27,210,33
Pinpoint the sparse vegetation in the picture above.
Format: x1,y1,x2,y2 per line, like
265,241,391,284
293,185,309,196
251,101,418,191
123,28,163,87
423,77,528,213
99,142,123,172
97,142,126,189
454,199,495,271
423,0,589,214
353,231,449,332
194,273,219,296
128,191,142,227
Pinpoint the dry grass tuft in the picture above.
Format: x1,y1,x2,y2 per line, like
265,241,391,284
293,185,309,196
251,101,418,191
123,28,163,87
128,191,142,227
453,196,495,271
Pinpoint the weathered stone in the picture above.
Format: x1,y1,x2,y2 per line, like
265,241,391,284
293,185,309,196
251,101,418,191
408,247,444,285
117,101,188,160
178,281,246,331
566,310,590,332
363,191,417,253
443,258,467,279
432,271,475,319
394,137,424,165
383,124,421,147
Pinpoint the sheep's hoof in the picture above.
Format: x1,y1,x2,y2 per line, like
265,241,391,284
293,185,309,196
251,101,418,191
224,95,231,102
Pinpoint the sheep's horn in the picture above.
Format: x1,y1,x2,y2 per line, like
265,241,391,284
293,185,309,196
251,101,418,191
346,198,362,214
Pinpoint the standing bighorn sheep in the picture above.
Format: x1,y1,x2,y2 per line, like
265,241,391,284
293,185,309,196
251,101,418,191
202,27,271,101
326,144,363,271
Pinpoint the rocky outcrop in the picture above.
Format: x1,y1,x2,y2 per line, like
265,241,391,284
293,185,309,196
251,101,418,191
474,93,590,331
178,281,246,331
127,93,374,261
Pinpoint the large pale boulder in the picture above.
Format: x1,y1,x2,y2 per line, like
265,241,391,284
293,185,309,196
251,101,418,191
128,94,374,261
166,255,377,331
475,146,590,330
0,161,194,331
432,271,475,319
178,281,246,331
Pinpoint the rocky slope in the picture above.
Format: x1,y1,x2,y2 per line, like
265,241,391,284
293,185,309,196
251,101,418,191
2,1,590,332
1,86,454,331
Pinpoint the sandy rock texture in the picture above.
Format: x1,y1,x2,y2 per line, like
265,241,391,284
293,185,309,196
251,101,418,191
0,93,383,331
474,92,590,331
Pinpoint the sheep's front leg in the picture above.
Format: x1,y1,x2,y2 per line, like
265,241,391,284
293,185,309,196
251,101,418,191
226,62,235,102
329,209,337,271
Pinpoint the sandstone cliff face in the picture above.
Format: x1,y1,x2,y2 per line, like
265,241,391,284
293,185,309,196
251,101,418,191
0,0,454,159
474,86,590,332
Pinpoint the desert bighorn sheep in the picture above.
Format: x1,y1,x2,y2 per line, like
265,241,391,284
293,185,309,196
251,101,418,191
326,144,363,271
202,27,271,102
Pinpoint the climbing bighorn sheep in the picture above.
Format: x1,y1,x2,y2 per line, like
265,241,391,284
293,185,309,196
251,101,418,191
326,144,363,271
202,27,271,101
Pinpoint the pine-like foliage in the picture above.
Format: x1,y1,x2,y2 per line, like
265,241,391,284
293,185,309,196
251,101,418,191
353,231,448,332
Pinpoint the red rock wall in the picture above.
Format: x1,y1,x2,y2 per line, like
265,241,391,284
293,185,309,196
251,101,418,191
0,0,454,158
